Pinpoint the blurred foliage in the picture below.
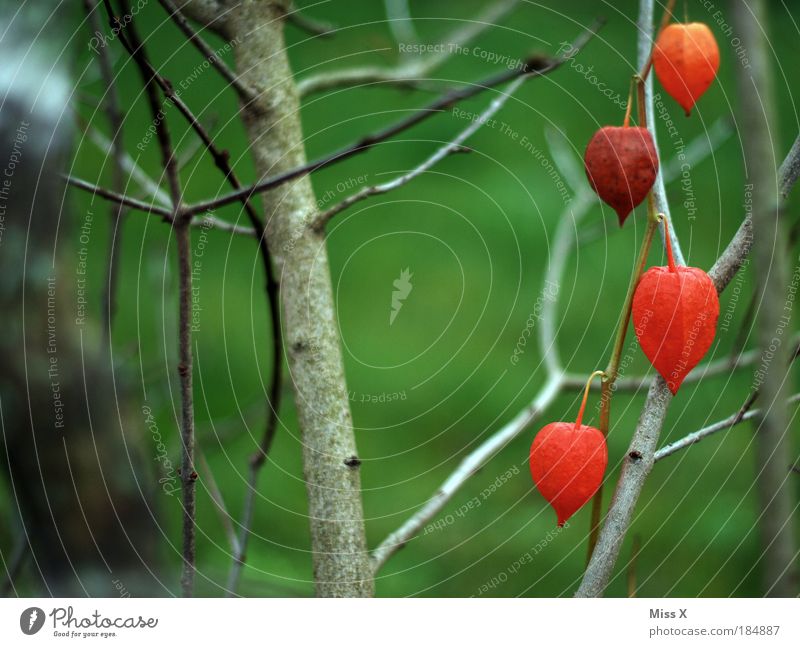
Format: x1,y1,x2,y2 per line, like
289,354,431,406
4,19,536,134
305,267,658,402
3,0,799,597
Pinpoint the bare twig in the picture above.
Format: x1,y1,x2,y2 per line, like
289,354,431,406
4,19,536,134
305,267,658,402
296,0,519,97
184,20,604,218
156,0,257,103
371,373,564,573
197,449,240,555
312,74,529,230
104,0,196,596
64,174,173,218
146,0,285,597
385,0,419,56
225,390,281,595
561,338,795,392
81,123,172,208
654,394,800,462
105,3,285,597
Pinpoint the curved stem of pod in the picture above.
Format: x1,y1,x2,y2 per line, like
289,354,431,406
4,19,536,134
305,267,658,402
623,76,636,127
574,370,607,430
657,213,678,272
586,202,661,562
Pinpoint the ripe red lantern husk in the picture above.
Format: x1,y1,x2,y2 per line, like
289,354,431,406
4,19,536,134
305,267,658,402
632,218,720,395
529,373,607,526
653,22,720,116
584,126,658,226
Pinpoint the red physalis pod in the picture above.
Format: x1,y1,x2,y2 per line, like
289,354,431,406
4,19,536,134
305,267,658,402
653,23,720,116
584,126,659,226
632,217,720,395
529,371,607,527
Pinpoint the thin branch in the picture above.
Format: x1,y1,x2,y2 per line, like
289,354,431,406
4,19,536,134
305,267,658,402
104,0,196,596
106,6,285,596
184,19,604,217
385,0,419,56
156,0,257,104
654,394,800,462
64,174,173,217
564,333,800,392
312,74,528,230
197,449,240,555
143,0,285,596
371,373,563,573
225,388,281,595
81,122,172,208
297,0,519,97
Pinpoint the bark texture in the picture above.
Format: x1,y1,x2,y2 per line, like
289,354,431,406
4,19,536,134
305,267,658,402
181,0,372,596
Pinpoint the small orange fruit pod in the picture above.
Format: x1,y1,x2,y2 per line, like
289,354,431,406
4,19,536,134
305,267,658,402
653,22,720,116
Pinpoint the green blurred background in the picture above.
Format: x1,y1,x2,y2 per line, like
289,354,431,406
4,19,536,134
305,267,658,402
6,0,800,596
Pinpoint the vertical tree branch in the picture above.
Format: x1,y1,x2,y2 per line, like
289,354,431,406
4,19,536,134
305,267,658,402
104,0,196,596
732,0,798,597
181,1,373,597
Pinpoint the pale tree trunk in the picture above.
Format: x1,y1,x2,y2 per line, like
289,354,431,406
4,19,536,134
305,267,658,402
180,0,372,597
732,0,798,597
